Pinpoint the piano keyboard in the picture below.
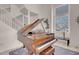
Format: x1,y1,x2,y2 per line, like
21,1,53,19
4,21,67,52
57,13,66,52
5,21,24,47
36,39,56,50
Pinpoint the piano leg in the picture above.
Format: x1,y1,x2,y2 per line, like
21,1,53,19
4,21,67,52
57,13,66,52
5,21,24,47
23,45,25,48
28,50,33,55
25,46,33,55
67,39,70,46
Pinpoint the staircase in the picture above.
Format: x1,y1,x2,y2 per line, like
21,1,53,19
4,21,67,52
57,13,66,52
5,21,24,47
0,4,29,31
0,4,38,31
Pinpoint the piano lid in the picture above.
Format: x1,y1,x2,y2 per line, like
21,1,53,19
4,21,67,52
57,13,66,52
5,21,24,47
18,18,45,35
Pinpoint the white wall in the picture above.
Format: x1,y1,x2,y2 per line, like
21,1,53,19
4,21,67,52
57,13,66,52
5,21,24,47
70,4,79,48
0,21,23,54
24,4,51,20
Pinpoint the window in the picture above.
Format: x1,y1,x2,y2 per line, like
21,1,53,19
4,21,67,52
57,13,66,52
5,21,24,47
54,5,69,32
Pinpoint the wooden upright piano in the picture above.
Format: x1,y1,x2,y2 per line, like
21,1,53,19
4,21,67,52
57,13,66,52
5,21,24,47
18,19,57,55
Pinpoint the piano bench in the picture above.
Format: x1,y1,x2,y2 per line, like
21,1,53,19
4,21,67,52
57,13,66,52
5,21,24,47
39,46,55,55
